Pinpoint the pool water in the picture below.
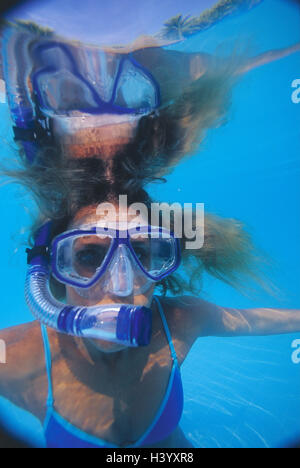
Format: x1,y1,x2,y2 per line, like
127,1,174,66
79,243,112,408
0,0,299,448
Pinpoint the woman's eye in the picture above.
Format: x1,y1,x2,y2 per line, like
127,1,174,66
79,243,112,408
134,247,147,259
132,243,150,263
75,246,106,269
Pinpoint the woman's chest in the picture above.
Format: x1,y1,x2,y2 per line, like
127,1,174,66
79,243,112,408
48,342,176,446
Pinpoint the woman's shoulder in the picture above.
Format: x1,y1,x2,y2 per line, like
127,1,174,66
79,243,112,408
159,294,210,325
157,295,211,364
0,321,54,420
159,294,219,340
0,321,46,382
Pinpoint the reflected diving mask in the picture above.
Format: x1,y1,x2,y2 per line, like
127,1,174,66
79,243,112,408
1,23,161,163
25,222,180,347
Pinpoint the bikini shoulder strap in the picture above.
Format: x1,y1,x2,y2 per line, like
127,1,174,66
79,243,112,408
153,296,178,365
40,324,54,407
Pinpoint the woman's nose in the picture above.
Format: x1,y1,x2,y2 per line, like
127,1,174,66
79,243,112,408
107,245,134,297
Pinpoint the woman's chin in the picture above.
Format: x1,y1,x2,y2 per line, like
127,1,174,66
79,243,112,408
89,338,128,354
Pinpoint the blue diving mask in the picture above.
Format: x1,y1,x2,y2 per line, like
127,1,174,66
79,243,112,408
25,222,180,347
51,223,181,299
1,23,161,163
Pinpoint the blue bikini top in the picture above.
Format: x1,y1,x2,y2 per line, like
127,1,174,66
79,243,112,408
41,296,184,448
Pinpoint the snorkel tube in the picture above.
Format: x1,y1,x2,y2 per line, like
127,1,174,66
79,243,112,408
25,222,152,347
1,26,42,164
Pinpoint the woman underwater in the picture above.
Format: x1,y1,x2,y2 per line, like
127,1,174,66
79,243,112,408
0,21,300,448
1,184,300,449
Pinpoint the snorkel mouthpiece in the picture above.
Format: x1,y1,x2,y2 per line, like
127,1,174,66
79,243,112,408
56,304,152,346
116,305,152,346
25,222,152,347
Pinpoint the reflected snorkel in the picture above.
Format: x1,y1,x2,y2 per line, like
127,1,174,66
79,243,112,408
25,222,152,347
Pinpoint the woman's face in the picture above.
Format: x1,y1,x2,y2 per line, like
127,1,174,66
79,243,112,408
60,118,139,160
65,204,155,353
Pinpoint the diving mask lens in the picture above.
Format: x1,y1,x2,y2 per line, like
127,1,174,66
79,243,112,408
114,58,159,111
54,230,113,287
129,229,177,280
52,226,180,289
32,43,105,114
35,68,101,113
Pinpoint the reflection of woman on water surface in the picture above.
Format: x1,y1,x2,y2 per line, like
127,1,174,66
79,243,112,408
0,20,299,448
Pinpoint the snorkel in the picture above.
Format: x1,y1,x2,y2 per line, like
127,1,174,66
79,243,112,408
25,222,152,347
1,26,43,164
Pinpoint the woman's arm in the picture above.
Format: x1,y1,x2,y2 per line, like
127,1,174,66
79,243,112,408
132,41,300,104
236,42,300,75
186,42,300,80
176,296,300,338
210,304,300,337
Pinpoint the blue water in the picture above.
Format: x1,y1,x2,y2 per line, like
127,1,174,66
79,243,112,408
0,0,299,448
